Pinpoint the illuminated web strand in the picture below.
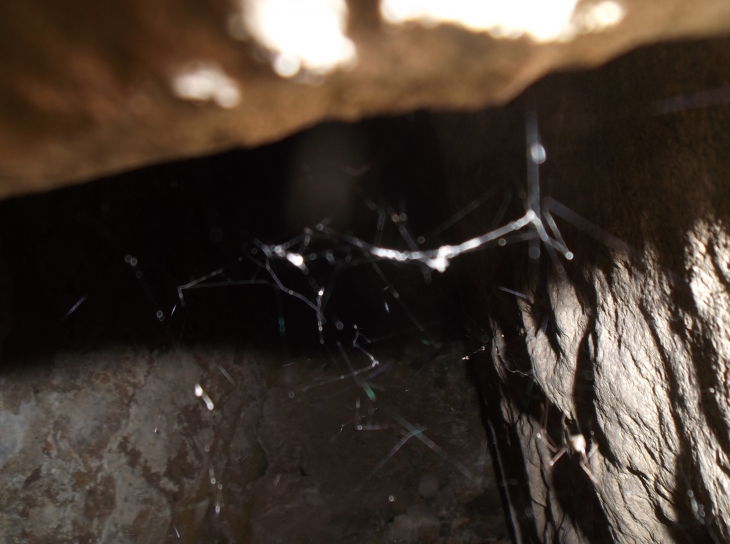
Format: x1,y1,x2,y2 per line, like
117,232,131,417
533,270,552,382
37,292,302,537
124,254,177,343
369,427,425,476
352,326,371,346
319,259,341,313
365,361,391,381
337,341,377,401
385,408,474,480
424,186,499,241
323,211,538,272
302,350,377,392
301,373,353,393
544,197,639,259
526,111,542,215
349,318,446,351
543,205,571,256
179,278,318,312
272,284,288,358
325,236,425,334
374,207,386,247
297,231,312,254
302,113,574,273
63,293,88,319
180,250,319,310
653,85,730,115
487,191,512,232
176,252,323,354
365,258,425,333
173,113,583,354
316,288,325,345
384,201,420,252
218,365,236,387
265,258,319,311
354,345,378,365
177,264,231,306
545,195,690,289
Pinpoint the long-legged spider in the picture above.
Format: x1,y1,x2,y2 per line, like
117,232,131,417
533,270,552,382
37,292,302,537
536,403,599,485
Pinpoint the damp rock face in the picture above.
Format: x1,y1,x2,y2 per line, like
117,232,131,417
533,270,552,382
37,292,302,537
434,36,730,543
3,0,730,197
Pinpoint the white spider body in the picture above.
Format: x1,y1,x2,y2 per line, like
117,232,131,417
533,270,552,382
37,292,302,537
537,425,599,484
568,434,587,456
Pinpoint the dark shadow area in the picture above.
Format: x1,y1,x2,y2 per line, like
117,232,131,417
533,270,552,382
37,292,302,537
0,112,463,366
0,111,512,543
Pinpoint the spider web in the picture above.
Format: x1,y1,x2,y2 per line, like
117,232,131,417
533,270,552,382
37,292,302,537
0,104,693,543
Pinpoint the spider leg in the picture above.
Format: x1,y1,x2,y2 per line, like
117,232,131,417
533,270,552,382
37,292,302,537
536,430,558,453
588,441,598,459
580,457,600,485
549,446,568,466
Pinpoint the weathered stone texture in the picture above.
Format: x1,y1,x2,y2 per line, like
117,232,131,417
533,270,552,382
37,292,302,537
3,0,730,197
435,37,730,543
0,342,507,543
0,345,268,543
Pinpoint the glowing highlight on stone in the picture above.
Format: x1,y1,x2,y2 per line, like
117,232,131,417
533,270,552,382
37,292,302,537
244,0,357,78
380,0,625,42
172,63,241,108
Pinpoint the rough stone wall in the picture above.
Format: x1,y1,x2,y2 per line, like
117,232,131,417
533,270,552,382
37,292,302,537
435,37,730,543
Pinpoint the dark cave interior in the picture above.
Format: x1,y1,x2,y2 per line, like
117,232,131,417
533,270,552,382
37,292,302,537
0,112,467,360
3,36,730,543
0,110,517,543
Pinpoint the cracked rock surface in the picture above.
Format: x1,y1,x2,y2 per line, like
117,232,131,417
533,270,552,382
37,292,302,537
435,36,730,543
